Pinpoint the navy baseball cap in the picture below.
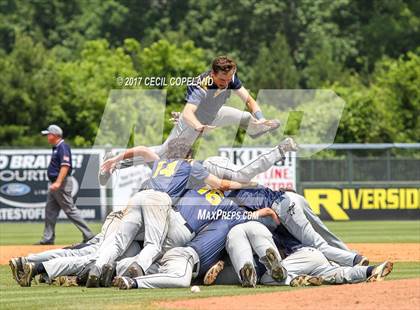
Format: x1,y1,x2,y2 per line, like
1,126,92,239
41,124,63,136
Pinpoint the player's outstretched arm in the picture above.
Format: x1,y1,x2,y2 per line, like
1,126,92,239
183,103,216,132
204,174,257,191
234,87,264,120
101,146,159,173
254,207,280,225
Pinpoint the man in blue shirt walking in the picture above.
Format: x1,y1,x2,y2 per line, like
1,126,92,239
36,125,93,245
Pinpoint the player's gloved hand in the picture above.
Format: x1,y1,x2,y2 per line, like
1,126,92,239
255,207,280,225
195,124,216,133
50,182,61,191
169,111,181,124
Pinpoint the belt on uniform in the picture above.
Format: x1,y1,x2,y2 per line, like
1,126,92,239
173,207,195,234
184,222,194,234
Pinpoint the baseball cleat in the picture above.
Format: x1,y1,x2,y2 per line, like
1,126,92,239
127,263,144,278
278,137,298,157
86,266,101,288
53,276,78,287
248,120,281,139
86,274,100,288
263,248,286,281
76,269,89,286
19,262,35,287
367,261,393,282
114,276,136,290
38,273,49,284
9,257,25,283
100,264,115,287
239,262,257,288
203,260,225,285
354,255,370,266
33,240,54,245
290,275,323,287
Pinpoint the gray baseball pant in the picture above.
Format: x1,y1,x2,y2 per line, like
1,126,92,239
202,147,283,183
42,177,93,242
27,241,101,264
260,247,368,285
93,190,171,273
291,192,350,250
132,246,199,289
273,192,356,266
226,221,281,282
115,209,195,276
153,106,266,157
43,241,141,280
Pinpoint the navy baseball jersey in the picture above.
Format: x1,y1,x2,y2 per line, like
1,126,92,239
187,217,247,277
175,186,245,234
225,187,286,210
145,159,209,202
47,139,72,181
186,71,242,124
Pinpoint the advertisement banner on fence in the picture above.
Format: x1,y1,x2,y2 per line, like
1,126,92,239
303,186,420,221
111,148,152,211
218,147,296,190
0,149,104,221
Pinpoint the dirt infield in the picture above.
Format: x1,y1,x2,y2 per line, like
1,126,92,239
158,278,420,310
0,245,64,264
1,243,419,265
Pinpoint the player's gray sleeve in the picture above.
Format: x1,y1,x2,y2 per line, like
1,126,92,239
226,221,280,282
133,247,199,289
260,247,368,286
203,148,283,183
94,190,171,273
272,192,356,266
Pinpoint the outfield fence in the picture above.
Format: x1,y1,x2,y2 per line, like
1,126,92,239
0,144,419,221
298,144,420,221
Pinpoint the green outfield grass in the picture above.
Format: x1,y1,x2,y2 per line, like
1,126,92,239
1,221,419,245
0,263,419,310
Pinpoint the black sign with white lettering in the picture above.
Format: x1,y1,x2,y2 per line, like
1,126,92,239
0,149,104,221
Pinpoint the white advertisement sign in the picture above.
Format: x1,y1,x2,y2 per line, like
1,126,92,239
218,147,296,190
111,149,152,211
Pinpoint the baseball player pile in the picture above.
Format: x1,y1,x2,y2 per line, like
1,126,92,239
9,56,393,291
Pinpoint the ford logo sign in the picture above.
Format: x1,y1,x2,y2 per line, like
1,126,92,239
0,183,31,196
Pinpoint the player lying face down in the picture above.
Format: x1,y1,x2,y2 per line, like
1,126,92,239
222,221,392,288
224,187,368,267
